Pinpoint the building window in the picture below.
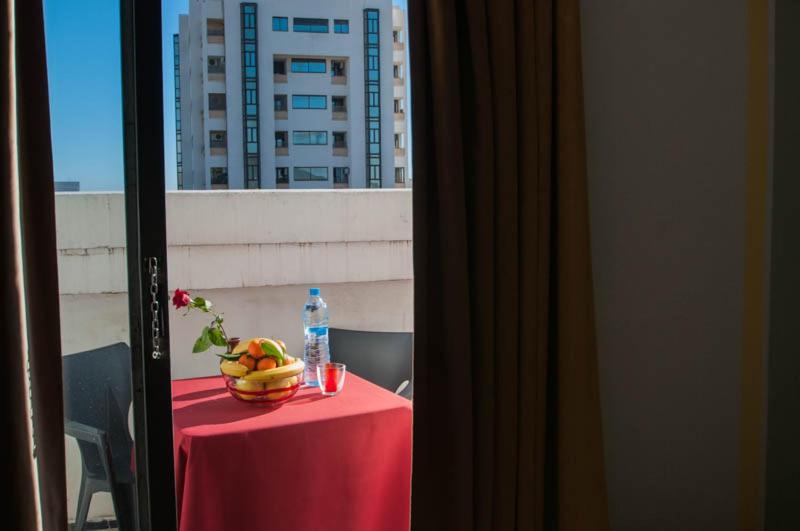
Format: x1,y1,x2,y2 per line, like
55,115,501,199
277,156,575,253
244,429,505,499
173,34,183,189
273,58,287,75
333,131,347,148
293,17,328,33
395,167,405,184
331,59,346,78
364,9,382,188
393,64,402,79
245,156,259,189
334,167,350,184
275,131,288,147
294,167,329,181
207,18,224,39
208,56,225,74
276,167,289,184
334,19,349,34
393,30,401,43
394,133,403,148
274,94,287,111
241,4,260,188
272,16,288,31
292,131,328,145
210,130,227,148
211,167,228,188
209,93,226,111
291,58,326,73
394,98,403,113
332,96,346,112
292,95,327,110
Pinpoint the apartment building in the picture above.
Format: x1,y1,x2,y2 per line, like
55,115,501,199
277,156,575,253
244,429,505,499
174,0,408,190
392,6,409,188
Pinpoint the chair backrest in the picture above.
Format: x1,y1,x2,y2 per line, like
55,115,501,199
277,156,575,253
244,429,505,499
62,343,133,478
328,328,412,393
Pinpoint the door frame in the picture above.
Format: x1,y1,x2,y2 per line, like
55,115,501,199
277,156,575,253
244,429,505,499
120,0,177,528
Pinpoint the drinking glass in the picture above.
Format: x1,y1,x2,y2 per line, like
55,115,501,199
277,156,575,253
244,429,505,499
317,362,346,396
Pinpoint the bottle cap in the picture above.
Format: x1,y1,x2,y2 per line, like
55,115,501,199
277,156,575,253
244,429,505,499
309,287,320,296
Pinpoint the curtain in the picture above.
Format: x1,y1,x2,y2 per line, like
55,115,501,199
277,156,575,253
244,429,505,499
2,0,67,529
409,1,609,530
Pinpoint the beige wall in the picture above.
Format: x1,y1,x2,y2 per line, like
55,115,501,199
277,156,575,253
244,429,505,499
581,1,748,530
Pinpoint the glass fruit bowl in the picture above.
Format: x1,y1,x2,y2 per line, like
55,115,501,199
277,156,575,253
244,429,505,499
219,337,304,407
221,373,301,406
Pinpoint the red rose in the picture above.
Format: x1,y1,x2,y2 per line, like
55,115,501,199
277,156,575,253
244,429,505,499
172,289,192,309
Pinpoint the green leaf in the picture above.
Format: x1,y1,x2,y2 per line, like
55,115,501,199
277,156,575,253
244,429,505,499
260,340,285,365
192,326,212,353
215,352,241,361
192,297,213,312
208,326,228,347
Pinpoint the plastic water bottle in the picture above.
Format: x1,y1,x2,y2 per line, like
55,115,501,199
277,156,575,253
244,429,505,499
302,287,330,386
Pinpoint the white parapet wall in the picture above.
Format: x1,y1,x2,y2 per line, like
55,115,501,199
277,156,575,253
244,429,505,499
55,189,413,522
56,189,413,294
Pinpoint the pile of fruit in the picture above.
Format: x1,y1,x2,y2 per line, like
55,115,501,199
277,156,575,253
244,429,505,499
219,338,304,402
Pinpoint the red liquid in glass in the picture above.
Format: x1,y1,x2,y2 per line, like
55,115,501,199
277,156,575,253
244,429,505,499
324,365,339,393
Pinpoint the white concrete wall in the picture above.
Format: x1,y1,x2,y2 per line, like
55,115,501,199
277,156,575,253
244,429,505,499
55,189,412,521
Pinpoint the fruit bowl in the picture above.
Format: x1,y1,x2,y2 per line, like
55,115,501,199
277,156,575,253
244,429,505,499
221,373,301,406
219,337,304,407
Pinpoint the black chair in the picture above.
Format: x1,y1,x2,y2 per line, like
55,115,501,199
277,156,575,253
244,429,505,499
62,343,136,531
328,328,412,399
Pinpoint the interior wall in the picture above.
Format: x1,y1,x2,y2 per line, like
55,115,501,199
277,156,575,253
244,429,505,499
764,0,800,528
580,2,747,530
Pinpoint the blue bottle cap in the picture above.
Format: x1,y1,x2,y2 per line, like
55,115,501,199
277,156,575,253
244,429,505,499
309,287,320,296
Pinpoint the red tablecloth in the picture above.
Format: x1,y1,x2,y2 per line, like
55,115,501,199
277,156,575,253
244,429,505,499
172,374,412,531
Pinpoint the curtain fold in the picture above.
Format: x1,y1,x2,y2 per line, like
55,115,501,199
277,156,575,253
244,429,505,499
2,0,67,528
409,1,609,529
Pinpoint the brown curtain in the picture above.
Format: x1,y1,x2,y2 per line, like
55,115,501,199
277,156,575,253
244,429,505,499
409,1,609,530
2,0,67,529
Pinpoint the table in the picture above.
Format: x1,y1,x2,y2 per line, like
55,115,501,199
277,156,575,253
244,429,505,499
172,374,412,531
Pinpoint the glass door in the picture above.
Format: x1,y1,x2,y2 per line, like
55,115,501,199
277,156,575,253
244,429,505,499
47,0,176,528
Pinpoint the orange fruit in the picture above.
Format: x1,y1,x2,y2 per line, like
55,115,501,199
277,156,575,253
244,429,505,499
257,358,277,371
248,340,266,359
238,355,256,371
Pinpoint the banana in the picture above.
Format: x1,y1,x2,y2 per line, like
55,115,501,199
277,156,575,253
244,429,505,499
234,379,265,401
231,337,270,356
276,339,287,354
243,359,304,382
219,360,249,378
264,376,298,400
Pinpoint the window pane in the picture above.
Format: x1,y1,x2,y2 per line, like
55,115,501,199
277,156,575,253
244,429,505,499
293,17,329,33
291,59,326,73
272,16,288,31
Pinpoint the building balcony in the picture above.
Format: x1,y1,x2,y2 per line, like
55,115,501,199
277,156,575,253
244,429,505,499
274,110,288,120
275,146,289,156
206,21,224,44
331,74,347,85
54,189,412,522
332,106,347,120
274,73,287,84
394,147,406,157
333,143,348,157
394,111,405,121
394,77,404,87
393,41,404,51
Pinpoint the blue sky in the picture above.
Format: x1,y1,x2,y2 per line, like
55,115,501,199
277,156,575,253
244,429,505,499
44,0,407,191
